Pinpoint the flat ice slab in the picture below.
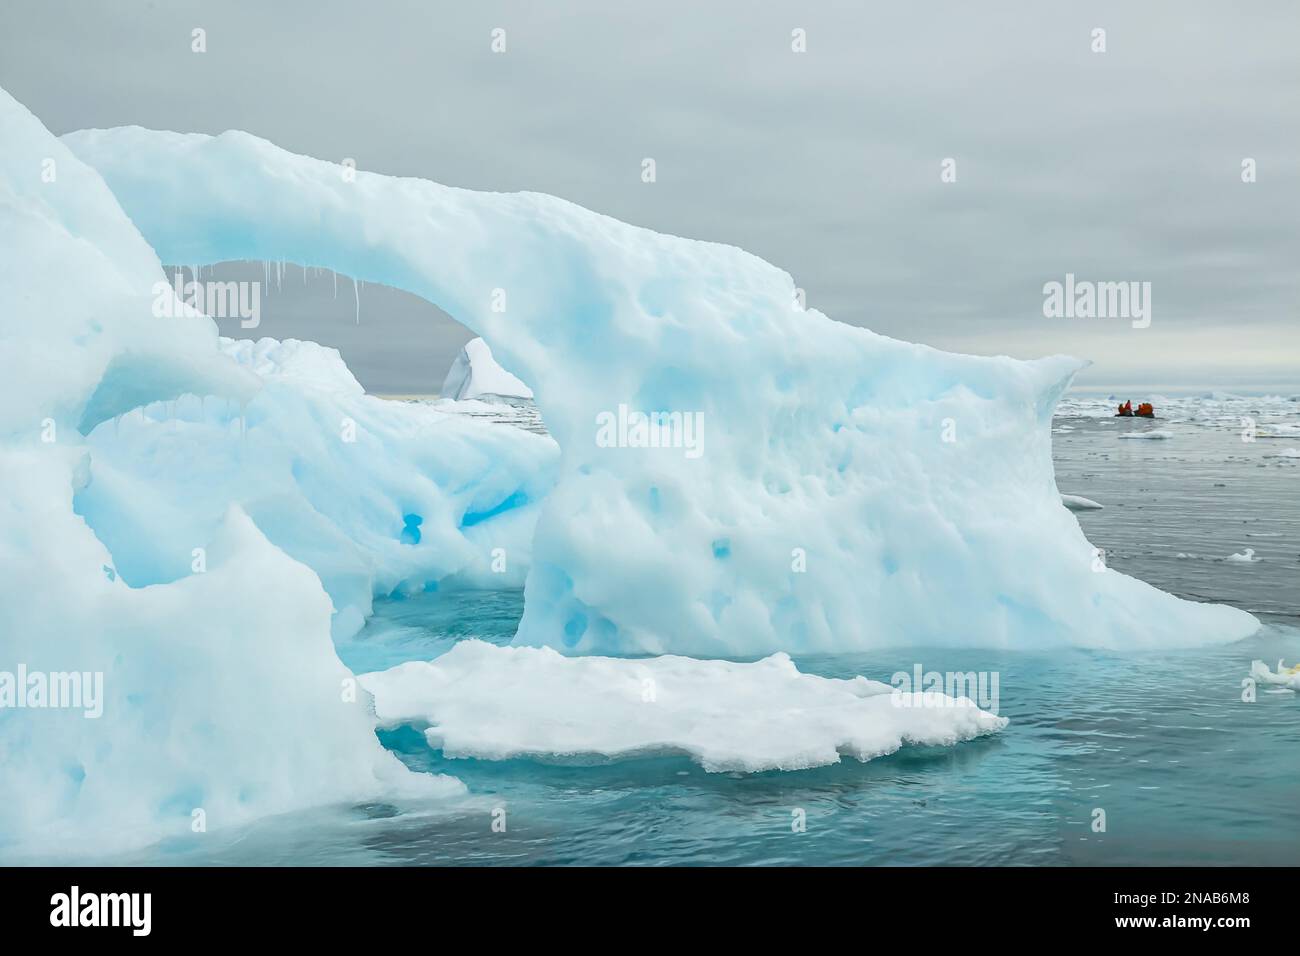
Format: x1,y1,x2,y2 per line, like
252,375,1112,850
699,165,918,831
361,640,1007,773
1119,430,1174,440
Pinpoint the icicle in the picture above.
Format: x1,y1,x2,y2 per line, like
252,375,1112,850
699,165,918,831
332,269,337,299
353,275,360,324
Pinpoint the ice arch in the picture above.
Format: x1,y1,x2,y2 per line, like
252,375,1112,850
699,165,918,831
65,126,1258,654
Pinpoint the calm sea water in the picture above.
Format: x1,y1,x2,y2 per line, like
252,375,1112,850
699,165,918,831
139,397,1300,866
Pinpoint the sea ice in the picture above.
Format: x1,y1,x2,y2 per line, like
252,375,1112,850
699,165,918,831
1250,660,1300,691
1118,430,1175,440
1060,494,1103,511
360,640,1007,772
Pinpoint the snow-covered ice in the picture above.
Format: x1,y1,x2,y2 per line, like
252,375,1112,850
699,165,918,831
1226,548,1261,564
361,640,1007,772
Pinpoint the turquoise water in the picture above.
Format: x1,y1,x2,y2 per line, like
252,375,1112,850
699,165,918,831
137,408,1300,866
328,598,1300,867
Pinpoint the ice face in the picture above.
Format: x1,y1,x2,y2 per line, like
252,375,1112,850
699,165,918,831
63,122,1259,655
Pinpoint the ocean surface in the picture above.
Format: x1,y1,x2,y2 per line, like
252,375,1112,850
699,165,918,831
135,394,1300,866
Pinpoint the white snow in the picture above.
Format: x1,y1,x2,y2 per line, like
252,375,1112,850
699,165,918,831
360,640,1007,772
440,337,534,401
1061,494,1103,511
1118,430,1175,440
62,120,1259,655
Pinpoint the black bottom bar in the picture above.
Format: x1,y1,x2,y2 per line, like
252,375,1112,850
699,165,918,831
0,866,1285,941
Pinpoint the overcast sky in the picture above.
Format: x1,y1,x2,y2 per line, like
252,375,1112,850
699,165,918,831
2,0,1296,393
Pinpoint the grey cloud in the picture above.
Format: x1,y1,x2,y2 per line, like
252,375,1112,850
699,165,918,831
2,0,1296,392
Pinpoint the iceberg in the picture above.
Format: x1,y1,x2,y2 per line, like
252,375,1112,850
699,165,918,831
62,121,1259,655
0,81,1266,855
361,641,1007,773
0,88,463,857
440,337,534,401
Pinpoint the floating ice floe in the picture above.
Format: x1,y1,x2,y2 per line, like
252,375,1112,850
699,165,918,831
361,641,1008,772
1119,430,1175,440
1225,548,1261,564
1061,494,1103,511
1250,660,1300,691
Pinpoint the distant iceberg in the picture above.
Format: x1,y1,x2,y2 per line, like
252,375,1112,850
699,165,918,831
441,337,534,401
